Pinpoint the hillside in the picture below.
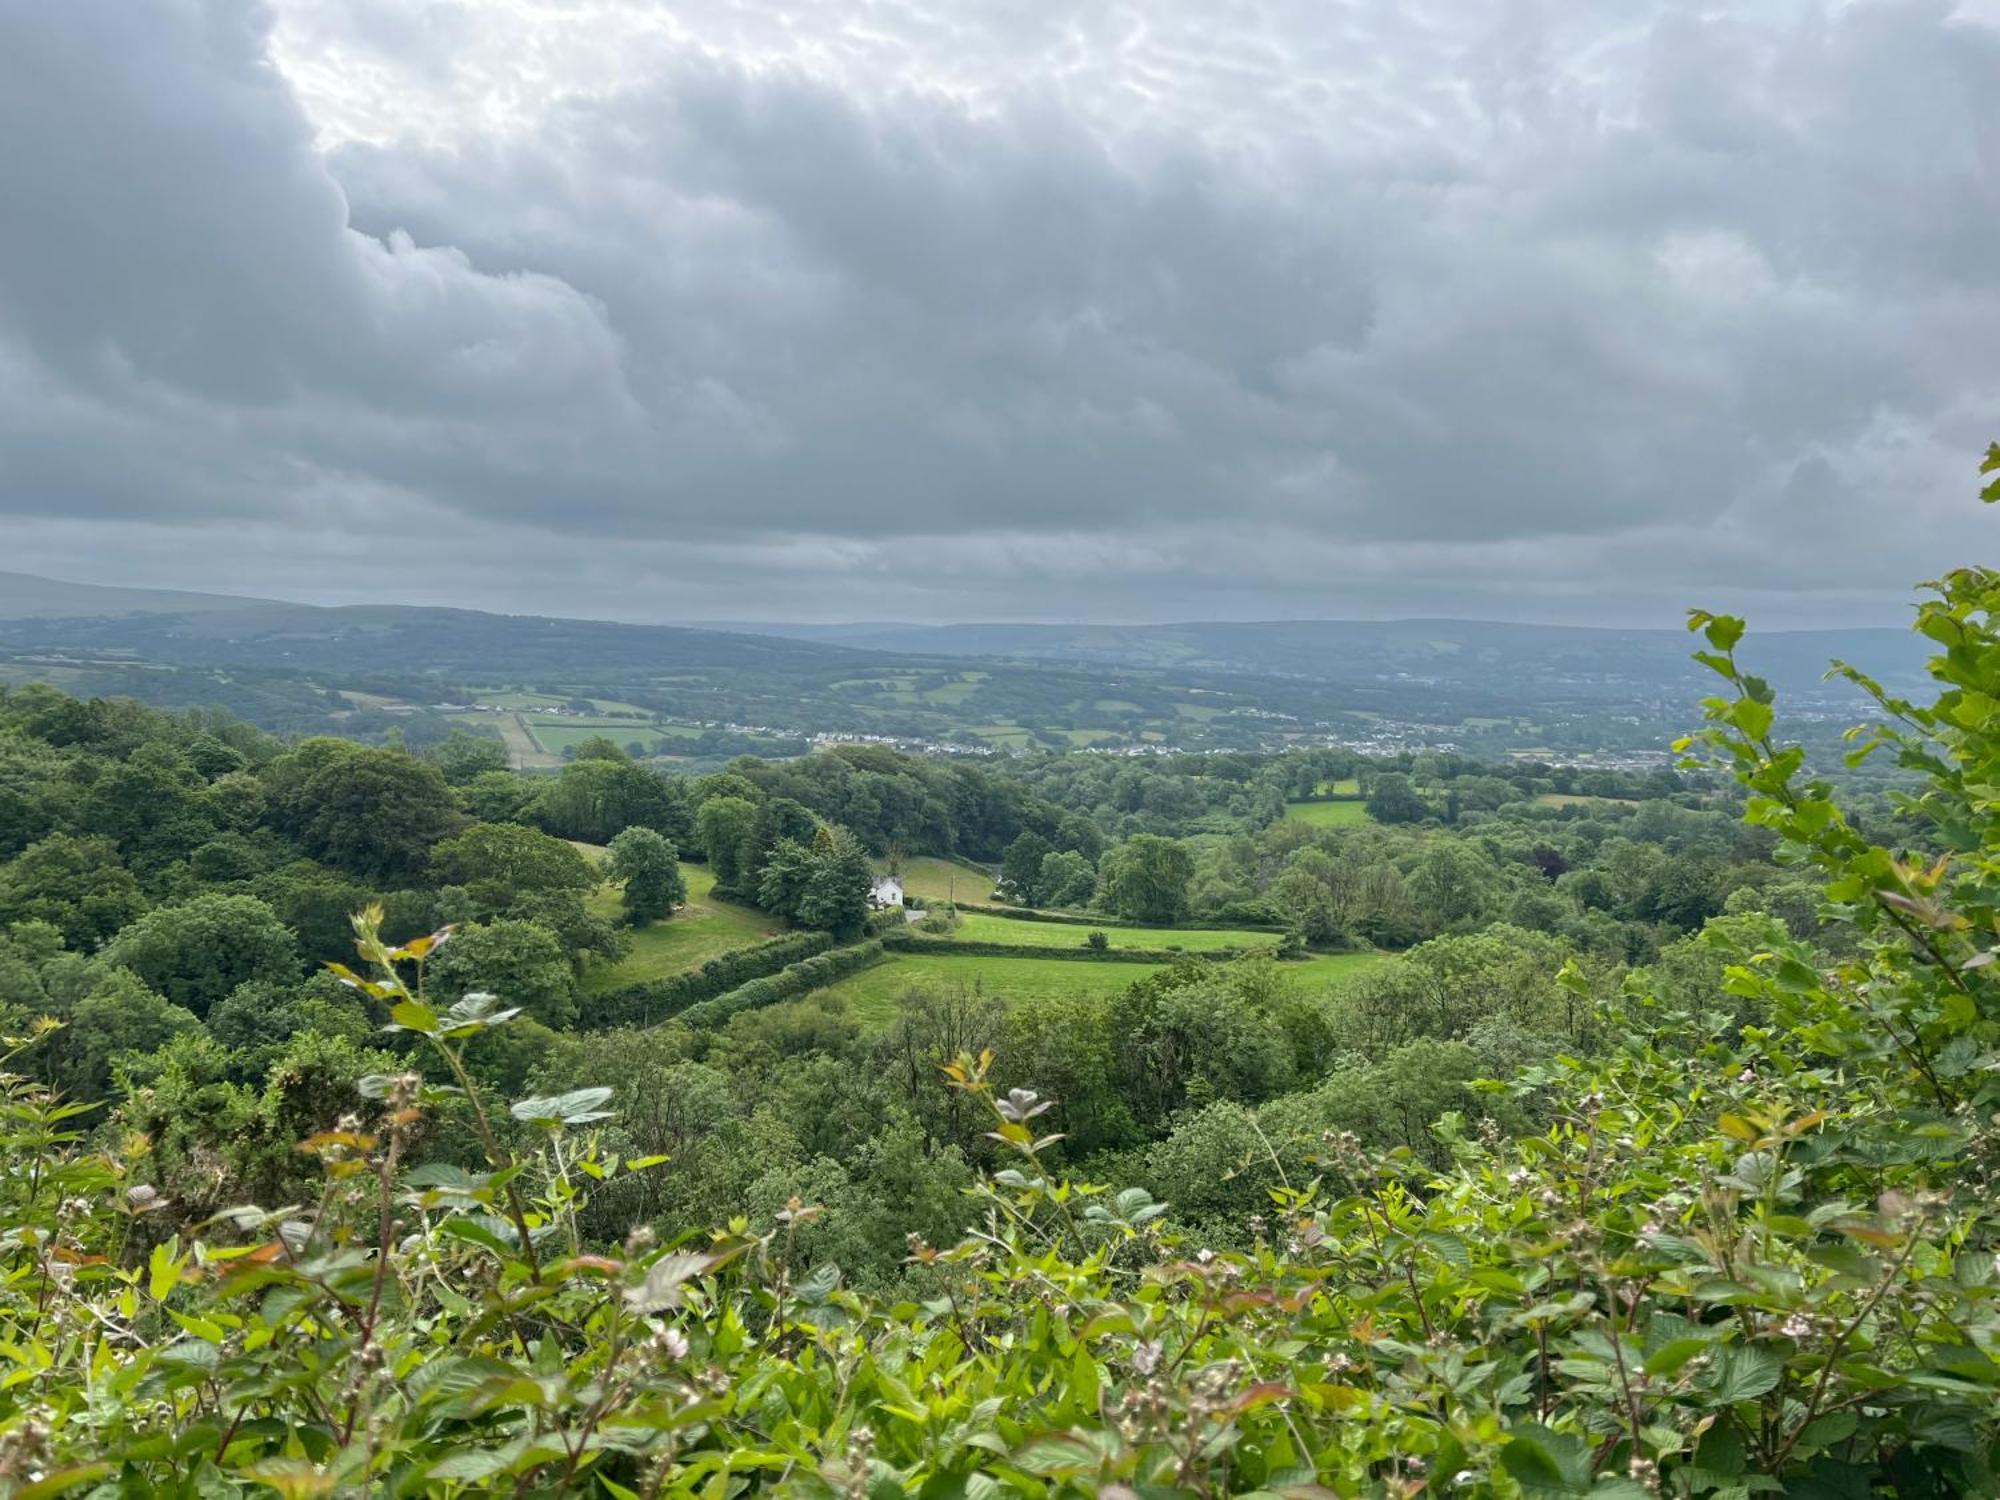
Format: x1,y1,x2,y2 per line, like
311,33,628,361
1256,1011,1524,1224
717,616,1929,703
0,569,278,620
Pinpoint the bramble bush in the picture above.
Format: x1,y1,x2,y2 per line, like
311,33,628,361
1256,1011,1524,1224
1,460,1998,1494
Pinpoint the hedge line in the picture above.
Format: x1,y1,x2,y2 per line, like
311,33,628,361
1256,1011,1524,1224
582,930,835,1029
676,940,887,1029
947,902,1287,934
882,931,1247,964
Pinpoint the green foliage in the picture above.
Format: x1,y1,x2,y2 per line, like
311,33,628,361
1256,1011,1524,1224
0,832,146,948
103,892,299,1017
262,737,461,882
606,826,686,927
1096,833,1195,924
430,821,598,915
535,756,694,847
1000,829,1053,904
6,469,2000,1493
427,916,581,1030
1365,768,1430,823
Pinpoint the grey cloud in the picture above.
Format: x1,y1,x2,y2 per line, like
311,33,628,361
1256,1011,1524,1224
0,0,1994,625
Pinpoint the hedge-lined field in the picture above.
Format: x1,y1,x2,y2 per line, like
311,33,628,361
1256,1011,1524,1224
1283,798,1372,827
581,862,780,991
815,950,1174,1028
943,911,1279,952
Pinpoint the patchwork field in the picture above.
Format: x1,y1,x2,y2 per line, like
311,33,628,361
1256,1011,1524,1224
580,860,781,992
940,912,1279,952
1283,798,1372,827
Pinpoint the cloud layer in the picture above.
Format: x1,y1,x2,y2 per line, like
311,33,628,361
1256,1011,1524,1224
1,0,1996,624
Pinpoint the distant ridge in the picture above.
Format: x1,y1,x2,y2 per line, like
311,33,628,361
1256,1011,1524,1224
704,616,1926,695
0,570,279,621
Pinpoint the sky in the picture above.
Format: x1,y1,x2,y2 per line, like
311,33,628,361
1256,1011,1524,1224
0,0,1996,627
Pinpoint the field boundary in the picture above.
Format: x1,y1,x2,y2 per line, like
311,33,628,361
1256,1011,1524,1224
884,930,1246,964
677,941,887,1028
583,930,835,1028
946,902,1287,934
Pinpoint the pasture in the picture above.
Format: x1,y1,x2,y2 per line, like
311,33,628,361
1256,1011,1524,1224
580,860,781,992
884,856,997,904
941,912,1279,953
1283,799,1372,827
815,951,1174,1029
815,946,1397,1031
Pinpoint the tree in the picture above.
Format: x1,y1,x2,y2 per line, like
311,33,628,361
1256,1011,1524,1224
429,822,597,915
459,769,540,824
426,728,510,786
105,893,299,1017
755,837,818,920
39,968,200,1102
0,834,146,949
1036,849,1098,908
794,826,873,939
696,795,758,893
1363,771,1428,824
262,739,461,882
1097,834,1193,924
739,797,819,899
1000,831,1053,905
607,827,685,926
533,758,692,847
426,917,579,1029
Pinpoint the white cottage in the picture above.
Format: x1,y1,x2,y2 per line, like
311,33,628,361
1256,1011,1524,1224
869,874,905,910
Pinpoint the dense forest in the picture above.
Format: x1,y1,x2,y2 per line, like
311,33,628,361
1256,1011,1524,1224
1,482,1997,1493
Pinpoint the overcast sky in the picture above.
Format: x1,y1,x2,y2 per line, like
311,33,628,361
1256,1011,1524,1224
1,0,1995,626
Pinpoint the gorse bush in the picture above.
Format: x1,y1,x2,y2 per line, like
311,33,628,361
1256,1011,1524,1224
2,465,1999,1494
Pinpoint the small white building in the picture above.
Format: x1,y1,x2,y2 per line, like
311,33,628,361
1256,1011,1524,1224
869,875,905,910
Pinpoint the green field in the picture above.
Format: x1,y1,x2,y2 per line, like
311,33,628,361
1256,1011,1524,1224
885,856,997,904
1284,799,1373,827
816,951,1173,1028
941,912,1279,952
1535,793,1636,808
525,717,686,757
817,947,1395,1030
581,862,781,992
1282,951,1397,987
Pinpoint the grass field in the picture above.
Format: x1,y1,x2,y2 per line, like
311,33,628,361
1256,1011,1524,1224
817,952,1173,1028
480,712,559,769
1283,799,1373,827
817,947,1396,1030
941,912,1279,952
580,861,781,993
885,856,997,904
1534,793,1637,808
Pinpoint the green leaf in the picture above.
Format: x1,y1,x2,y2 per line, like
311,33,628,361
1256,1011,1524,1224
388,999,439,1034
1708,1343,1783,1404
509,1087,615,1127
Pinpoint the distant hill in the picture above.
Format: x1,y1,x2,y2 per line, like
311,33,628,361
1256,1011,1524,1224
0,570,277,620
710,617,1928,701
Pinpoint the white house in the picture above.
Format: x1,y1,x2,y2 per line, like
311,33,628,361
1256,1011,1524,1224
869,874,905,910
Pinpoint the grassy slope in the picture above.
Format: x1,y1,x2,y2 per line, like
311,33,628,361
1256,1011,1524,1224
884,856,997,904
580,861,781,993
